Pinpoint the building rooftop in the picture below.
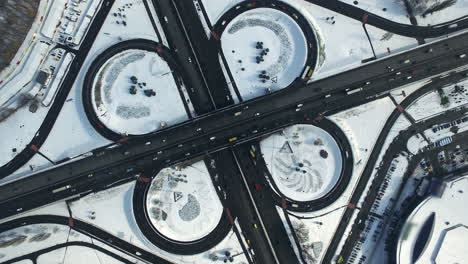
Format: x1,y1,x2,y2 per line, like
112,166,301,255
397,175,468,264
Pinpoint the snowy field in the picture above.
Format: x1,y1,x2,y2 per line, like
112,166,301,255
37,246,126,264
260,125,342,201
290,210,348,264
0,0,163,184
286,0,418,80
92,49,188,135
0,105,49,169
0,224,69,261
0,47,74,168
200,0,243,24
339,0,468,27
203,0,419,85
0,222,140,264
339,0,410,24
3,179,247,264
146,161,223,242
285,98,396,262
221,8,308,100
397,175,468,264
416,0,468,26
407,79,468,121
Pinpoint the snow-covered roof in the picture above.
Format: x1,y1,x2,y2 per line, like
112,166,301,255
397,175,468,264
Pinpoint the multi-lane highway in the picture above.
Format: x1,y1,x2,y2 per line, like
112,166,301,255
2,30,468,216
2,1,468,263
171,0,234,108
152,0,216,113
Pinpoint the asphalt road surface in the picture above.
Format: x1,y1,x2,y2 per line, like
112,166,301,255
210,150,282,264
322,70,468,263
151,0,216,114
132,170,233,255
172,0,234,108
2,241,135,264
0,0,116,178
0,215,173,264
1,38,468,223
305,0,468,38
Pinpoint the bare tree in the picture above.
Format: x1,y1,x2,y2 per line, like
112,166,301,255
398,0,458,16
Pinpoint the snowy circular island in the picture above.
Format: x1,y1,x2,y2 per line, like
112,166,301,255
221,7,309,100
91,48,188,135
260,125,343,202
145,161,223,242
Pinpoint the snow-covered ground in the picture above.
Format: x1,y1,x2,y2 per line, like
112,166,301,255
146,161,223,242
288,97,395,262
286,0,418,80
203,0,418,86
340,0,468,28
390,80,429,104
0,104,49,169
417,0,468,26
200,0,243,24
260,124,343,201
92,49,188,135
2,177,248,264
407,79,468,121
0,221,140,264
397,175,468,264
330,97,396,171
272,97,410,262
329,108,414,263
40,0,68,40
221,8,308,100
289,209,345,264
0,48,75,168
37,246,125,264
407,133,429,154
0,0,166,184
0,224,70,261
339,0,410,24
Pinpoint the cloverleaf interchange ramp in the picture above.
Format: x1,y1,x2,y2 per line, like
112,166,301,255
1,30,468,220
2,0,468,181
2,0,468,263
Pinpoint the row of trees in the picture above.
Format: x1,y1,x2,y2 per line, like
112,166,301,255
401,0,458,16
